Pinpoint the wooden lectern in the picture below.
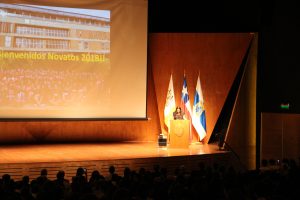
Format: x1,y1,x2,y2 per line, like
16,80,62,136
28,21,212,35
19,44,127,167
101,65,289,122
169,120,190,148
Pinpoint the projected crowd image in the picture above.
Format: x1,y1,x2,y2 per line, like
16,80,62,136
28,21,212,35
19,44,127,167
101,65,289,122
0,67,107,109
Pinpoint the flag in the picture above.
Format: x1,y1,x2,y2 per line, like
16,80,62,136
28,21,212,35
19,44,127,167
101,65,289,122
192,75,207,141
164,74,176,132
180,75,192,121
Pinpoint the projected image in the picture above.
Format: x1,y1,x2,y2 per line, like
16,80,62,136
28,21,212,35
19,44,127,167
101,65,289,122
0,3,111,117
0,0,148,119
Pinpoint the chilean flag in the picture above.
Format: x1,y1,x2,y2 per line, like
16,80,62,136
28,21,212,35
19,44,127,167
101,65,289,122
180,75,192,121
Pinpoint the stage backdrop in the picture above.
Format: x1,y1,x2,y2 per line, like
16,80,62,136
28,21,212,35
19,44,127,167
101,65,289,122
0,33,252,143
150,33,253,143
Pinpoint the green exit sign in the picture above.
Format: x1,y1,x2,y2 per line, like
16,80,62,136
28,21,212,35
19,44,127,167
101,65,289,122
280,103,290,110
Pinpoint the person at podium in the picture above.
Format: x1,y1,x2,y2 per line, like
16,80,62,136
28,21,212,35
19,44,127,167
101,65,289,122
173,106,184,120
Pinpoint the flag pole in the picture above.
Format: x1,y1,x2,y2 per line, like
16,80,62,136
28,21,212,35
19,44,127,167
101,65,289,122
169,71,171,143
197,69,201,142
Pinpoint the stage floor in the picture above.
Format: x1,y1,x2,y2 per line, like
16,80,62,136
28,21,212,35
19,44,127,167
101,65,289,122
0,142,230,180
0,142,222,164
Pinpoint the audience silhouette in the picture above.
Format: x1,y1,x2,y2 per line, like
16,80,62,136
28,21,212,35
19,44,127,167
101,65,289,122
1,160,300,199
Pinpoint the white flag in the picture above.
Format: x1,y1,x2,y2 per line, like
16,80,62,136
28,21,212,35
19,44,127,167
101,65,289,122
164,74,176,132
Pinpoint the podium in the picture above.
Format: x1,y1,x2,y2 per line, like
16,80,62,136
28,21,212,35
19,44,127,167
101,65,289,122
169,120,190,148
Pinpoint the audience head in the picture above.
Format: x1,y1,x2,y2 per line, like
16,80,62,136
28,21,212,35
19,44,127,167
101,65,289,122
90,170,102,182
2,174,11,184
56,170,65,180
124,167,131,177
109,165,115,174
41,168,48,176
153,164,160,172
76,167,85,176
22,175,29,184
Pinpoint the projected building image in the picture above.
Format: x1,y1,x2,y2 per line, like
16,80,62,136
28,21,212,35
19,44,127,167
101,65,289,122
0,3,110,54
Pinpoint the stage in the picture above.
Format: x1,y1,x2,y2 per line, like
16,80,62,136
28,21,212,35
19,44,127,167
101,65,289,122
0,142,231,181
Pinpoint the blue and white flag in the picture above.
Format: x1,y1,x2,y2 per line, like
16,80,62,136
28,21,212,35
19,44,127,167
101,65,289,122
192,75,207,141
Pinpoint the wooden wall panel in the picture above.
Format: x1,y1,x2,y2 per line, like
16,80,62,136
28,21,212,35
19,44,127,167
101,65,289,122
150,33,253,143
225,34,257,170
0,33,252,143
261,113,300,161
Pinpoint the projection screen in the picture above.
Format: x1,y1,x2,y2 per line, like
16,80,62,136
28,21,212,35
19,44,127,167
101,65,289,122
0,0,148,119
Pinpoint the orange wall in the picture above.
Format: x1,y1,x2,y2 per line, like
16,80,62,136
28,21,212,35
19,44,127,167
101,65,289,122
0,33,252,143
